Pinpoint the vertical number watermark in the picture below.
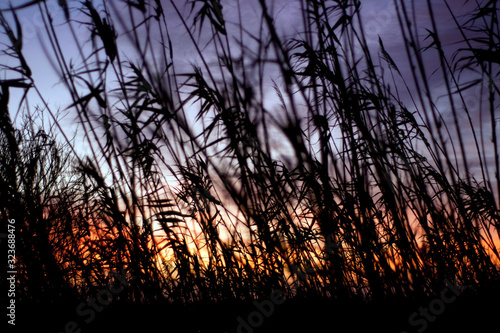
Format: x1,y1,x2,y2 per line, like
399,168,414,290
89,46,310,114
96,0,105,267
6,218,16,326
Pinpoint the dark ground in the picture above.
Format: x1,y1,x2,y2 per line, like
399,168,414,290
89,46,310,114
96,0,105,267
13,284,500,333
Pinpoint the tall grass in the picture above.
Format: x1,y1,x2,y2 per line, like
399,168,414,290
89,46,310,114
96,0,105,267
1,0,499,308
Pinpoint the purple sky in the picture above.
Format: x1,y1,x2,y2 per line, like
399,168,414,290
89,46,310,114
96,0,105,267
0,0,457,106
0,0,476,108
0,0,497,186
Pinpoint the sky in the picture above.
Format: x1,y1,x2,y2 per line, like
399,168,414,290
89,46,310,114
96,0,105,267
0,0,497,187
0,0,472,106
0,0,455,109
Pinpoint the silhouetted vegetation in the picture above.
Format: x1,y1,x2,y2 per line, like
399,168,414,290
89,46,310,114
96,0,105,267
1,0,499,332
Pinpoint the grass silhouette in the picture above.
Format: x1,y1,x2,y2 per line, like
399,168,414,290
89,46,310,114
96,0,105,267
1,0,499,332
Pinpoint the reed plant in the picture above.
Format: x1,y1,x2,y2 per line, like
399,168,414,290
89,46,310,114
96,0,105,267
1,0,499,313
